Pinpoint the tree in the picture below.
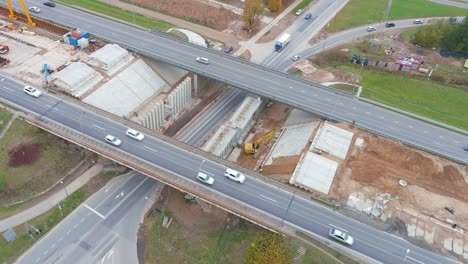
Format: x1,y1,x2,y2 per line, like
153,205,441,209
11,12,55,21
413,19,454,48
441,17,468,54
246,233,292,264
269,0,282,13
243,0,264,31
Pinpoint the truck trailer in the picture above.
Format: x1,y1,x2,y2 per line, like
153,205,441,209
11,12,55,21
275,33,291,51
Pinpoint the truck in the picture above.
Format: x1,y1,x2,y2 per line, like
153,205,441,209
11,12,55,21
275,33,291,51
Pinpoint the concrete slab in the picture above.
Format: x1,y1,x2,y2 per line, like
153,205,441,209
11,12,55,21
83,59,165,117
310,122,354,160
145,59,188,87
202,125,237,157
443,238,453,251
290,152,338,194
51,62,103,97
416,224,425,238
355,137,364,147
284,109,318,126
423,225,434,244
265,122,318,165
453,239,463,255
407,224,416,237
169,28,207,47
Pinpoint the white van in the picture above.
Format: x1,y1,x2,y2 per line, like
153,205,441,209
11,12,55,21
224,168,246,183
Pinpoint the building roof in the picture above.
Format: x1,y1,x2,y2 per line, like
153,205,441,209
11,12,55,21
89,44,129,66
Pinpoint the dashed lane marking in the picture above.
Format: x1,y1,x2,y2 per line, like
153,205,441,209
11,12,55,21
84,203,106,219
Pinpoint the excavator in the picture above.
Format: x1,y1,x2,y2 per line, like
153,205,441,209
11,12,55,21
7,0,36,27
244,128,279,154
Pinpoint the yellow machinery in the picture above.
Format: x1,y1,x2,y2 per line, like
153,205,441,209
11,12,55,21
244,128,279,154
7,0,36,26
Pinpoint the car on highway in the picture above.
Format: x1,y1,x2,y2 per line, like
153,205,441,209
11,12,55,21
224,168,245,183
385,22,395,28
126,128,144,141
23,86,42,98
224,46,233,53
28,6,41,13
413,19,424,24
329,228,354,245
366,26,376,32
292,55,301,61
196,57,209,65
295,9,303,16
43,2,56,7
105,135,122,146
196,172,214,185
304,13,312,20
464,144,468,151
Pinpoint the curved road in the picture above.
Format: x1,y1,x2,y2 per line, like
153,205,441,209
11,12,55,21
1,75,460,264
13,0,468,165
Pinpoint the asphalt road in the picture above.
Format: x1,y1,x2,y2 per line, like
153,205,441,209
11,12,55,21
16,173,158,264
18,0,468,164
1,76,460,264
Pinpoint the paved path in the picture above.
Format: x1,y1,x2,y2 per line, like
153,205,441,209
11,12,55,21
0,112,16,140
96,0,240,45
0,163,104,232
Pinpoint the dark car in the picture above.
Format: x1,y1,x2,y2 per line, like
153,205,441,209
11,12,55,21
224,46,233,53
43,2,56,7
464,145,468,151
305,13,312,20
385,22,395,28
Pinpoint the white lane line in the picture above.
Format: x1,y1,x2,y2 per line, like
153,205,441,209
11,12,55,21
259,194,278,203
53,107,59,111
326,98,331,101
439,136,444,139
35,258,41,263
352,107,356,110
379,116,384,119
143,145,158,153
80,218,85,222
329,224,349,232
104,178,148,218
338,103,343,105
43,250,48,256
51,243,56,249
58,237,64,241
92,124,106,131
423,131,429,133
454,141,459,143
365,112,370,114
393,121,399,124
313,94,318,97
83,203,106,219
45,104,52,108
73,224,78,229
4,87,14,92
87,212,91,216
66,230,71,235
408,125,413,128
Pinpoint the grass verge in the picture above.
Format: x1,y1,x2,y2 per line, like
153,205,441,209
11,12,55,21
56,0,174,31
294,0,313,13
327,0,468,32
0,189,86,263
330,83,359,95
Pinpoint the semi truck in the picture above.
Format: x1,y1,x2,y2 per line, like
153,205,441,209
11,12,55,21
275,33,291,51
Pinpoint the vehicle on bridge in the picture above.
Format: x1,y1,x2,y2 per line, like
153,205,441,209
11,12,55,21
196,57,209,64
224,168,245,183
329,228,354,245
196,172,214,185
105,135,122,146
275,33,291,52
23,86,42,97
126,128,145,141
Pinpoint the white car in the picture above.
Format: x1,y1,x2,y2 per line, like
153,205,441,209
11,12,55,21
126,128,144,141
366,26,376,32
224,168,245,183
329,228,354,245
196,172,214,185
196,57,209,64
295,9,303,16
105,135,122,146
413,19,424,24
292,55,301,61
23,86,42,98
28,6,41,13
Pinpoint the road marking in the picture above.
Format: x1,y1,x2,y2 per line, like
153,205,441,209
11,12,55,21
4,87,13,92
408,125,413,128
45,104,52,108
329,224,349,233
352,107,356,110
92,124,106,131
259,194,278,203
393,121,399,124
80,218,85,222
313,94,318,97
301,90,305,93
104,178,148,218
53,107,59,111
143,145,158,153
454,141,459,143
73,224,78,229
66,230,71,235
439,136,444,139
365,112,370,114
84,203,106,219
43,250,48,256
59,237,64,241
379,116,384,119
338,103,343,105
35,258,41,263
51,243,56,249
326,98,331,101
423,131,429,133
87,212,91,216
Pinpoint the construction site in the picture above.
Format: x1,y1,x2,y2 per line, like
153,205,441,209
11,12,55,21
0,3,467,262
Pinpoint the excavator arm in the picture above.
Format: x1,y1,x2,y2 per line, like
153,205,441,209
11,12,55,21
6,0,37,27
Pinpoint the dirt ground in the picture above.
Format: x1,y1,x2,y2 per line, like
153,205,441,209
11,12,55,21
128,0,240,31
256,14,296,43
292,59,362,83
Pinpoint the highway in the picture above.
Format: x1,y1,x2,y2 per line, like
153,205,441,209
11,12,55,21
16,173,159,264
16,0,468,164
1,75,460,263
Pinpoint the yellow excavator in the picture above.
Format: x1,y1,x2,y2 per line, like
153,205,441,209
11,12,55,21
7,0,36,27
244,128,279,154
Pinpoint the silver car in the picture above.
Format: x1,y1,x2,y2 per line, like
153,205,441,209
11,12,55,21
196,57,209,64
224,168,245,183
28,6,41,13
196,172,214,185
23,86,42,98
329,228,354,245
105,135,122,146
125,128,144,141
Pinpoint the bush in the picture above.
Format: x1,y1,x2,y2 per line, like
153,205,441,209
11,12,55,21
246,233,292,264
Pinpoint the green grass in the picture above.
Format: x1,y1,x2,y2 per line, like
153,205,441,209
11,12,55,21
327,0,468,32
330,83,359,95
0,189,86,263
0,109,13,135
56,0,174,31
0,119,85,205
359,71,468,130
294,0,313,13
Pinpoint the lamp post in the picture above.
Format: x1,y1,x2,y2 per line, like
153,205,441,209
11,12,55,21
60,180,69,197
199,159,206,171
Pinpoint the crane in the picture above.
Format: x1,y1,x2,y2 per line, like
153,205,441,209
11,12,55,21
6,0,36,27
244,128,280,154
